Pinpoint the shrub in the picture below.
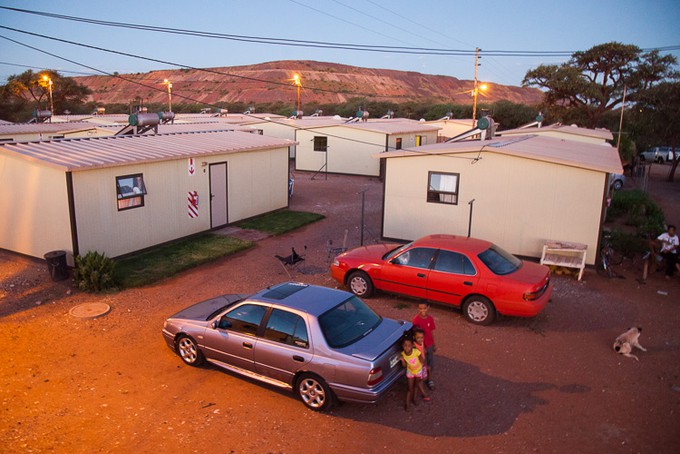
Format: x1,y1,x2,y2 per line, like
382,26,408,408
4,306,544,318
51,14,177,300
610,231,647,258
74,251,117,292
606,189,665,235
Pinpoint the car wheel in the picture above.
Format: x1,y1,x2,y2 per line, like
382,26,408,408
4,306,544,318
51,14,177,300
612,180,623,191
463,296,496,325
656,157,664,164
177,335,205,366
297,373,333,411
639,155,646,162
348,271,374,298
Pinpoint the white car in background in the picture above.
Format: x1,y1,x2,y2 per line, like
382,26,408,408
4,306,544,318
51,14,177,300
639,147,677,164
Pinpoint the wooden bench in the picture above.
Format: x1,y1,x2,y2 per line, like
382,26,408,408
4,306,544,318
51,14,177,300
540,240,588,281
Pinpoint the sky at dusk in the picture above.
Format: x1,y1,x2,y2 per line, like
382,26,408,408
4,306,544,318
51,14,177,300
0,0,678,88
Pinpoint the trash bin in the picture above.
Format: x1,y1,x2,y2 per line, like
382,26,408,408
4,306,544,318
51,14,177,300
44,250,69,281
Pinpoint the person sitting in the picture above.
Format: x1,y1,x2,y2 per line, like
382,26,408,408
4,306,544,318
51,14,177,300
657,225,679,280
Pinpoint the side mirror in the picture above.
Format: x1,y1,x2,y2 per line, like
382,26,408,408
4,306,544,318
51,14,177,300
216,317,232,330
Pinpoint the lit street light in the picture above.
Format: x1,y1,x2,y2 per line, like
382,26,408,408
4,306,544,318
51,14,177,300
292,73,301,114
163,78,173,112
472,83,488,127
42,75,54,119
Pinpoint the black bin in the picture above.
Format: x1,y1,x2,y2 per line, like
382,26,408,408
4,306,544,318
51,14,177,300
44,250,69,281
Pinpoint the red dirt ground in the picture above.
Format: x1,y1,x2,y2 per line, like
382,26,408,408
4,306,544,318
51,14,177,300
1,164,678,453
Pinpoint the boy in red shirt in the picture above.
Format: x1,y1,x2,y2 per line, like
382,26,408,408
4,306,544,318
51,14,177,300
412,302,436,389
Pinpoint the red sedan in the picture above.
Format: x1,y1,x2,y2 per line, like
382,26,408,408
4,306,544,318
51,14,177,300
331,234,552,325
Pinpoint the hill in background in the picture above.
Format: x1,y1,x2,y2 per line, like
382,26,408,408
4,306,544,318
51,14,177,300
75,60,543,108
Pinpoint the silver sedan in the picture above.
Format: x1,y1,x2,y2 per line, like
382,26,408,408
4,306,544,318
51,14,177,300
162,282,410,411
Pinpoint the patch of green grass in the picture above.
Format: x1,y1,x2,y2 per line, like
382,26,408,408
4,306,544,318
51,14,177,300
236,210,325,235
115,234,253,288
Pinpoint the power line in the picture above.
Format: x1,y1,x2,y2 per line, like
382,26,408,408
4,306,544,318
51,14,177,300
287,0,413,46
2,6,677,57
0,25,413,99
329,0,446,48
0,60,97,76
0,33,480,161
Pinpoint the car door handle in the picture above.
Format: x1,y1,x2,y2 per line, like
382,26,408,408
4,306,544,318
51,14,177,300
464,281,473,286
242,342,253,349
417,273,426,278
292,355,304,362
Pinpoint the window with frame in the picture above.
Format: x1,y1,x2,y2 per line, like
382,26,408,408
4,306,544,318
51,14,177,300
313,136,328,152
433,250,476,275
219,304,267,336
427,171,459,205
395,138,402,150
116,173,147,211
393,247,437,269
263,309,309,348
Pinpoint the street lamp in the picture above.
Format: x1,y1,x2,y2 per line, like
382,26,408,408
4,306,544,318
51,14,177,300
42,75,54,119
292,73,301,113
163,78,173,112
472,83,488,127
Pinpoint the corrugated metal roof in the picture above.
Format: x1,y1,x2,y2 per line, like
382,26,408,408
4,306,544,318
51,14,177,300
499,123,614,141
311,121,441,135
94,122,256,134
0,122,102,135
0,130,295,172
378,134,623,173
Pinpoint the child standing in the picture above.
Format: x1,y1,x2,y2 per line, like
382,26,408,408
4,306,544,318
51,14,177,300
412,328,428,383
400,336,430,410
412,302,436,389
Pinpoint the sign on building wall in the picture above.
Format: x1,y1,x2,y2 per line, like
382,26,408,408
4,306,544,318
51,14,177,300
188,157,196,176
188,191,198,218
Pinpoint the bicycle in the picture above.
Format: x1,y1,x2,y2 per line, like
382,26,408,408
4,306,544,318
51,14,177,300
597,232,625,278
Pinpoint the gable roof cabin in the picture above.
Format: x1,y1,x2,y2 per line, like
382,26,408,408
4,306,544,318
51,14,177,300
243,116,348,158
295,120,441,177
0,122,115,142
497,123,614,145
0,130,294,260
377,134,623,265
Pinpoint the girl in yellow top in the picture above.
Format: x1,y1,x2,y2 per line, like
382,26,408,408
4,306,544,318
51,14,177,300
400,337,430,410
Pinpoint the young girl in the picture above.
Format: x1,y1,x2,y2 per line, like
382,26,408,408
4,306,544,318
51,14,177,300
412,328,429,384
400,336,430,410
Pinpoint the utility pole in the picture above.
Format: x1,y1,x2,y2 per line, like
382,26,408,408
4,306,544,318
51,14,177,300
472,47,480,128
616,85,627,153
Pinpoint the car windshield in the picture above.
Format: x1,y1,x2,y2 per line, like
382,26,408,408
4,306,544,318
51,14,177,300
384,242,413,261
477,245,522,275
318,296,382,348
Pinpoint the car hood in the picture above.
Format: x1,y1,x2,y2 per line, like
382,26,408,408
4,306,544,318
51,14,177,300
338,243,400,262
169,294,246,321
338,318,411,361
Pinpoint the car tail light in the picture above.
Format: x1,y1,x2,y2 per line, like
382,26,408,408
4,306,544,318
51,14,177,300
367,367,383,386
523,280,549,301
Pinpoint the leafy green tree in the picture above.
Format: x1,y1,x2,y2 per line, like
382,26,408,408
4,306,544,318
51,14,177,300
0,69,92,122
523,42,677,128
630,81,680,181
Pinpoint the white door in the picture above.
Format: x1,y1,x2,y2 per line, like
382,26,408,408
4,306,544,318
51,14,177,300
210,162,228,228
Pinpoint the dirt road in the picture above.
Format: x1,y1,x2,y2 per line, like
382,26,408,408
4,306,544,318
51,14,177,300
1,169,679,453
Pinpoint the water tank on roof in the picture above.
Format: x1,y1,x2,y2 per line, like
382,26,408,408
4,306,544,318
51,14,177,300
158,111,175,122
33,109,52,120
129,112,160,127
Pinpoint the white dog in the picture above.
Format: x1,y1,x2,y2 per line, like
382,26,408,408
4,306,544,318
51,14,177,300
613,327,647,361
